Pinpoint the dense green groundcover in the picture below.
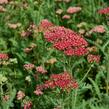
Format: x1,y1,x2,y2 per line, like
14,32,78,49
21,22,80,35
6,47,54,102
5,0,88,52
0,0,109,109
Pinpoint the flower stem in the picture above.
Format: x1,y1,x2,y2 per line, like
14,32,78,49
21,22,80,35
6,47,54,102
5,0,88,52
80,64,94,84
73,89,78,109
106,48,109,94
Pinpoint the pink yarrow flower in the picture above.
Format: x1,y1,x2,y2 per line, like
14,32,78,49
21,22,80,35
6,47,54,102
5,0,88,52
87,54,100,63
36,66,47,74
98,7,109,14
23,63,35,70
0,53,9,60
64,47,88,56
62,15,71,19
90,25,105,33
24,101,32,109
67,7,82,14
3,95,9,101
17,90,25,100
44,26,88,56
0,0,8,4
34,89,43,95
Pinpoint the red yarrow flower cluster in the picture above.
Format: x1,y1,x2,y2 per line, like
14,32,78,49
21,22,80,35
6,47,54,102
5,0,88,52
87,54,100,63
49,72,78,90
44,26,88,56
67,7,82,14
64,47,88,56
34,72,78,94
24,101,32,109
0,53,9,60
98,7,109,14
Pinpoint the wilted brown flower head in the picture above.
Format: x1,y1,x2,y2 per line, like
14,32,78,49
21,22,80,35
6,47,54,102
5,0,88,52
0,6,6,12
87,46,98,53
77,22,87,28
78,29,85,35
24,48,32,53
56,9,63,15
46,58,57,64
8,23,21,29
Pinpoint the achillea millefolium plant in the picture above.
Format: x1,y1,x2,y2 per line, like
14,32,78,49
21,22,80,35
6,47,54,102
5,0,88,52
0,0,109,109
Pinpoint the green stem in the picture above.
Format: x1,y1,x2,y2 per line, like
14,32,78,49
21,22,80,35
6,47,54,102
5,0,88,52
73,89,78,109
80,64,94,84
106,48,109,94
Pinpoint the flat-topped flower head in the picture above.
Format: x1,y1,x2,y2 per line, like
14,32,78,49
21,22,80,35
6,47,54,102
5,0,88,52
0,53,9,60
39,19,54,31
87,54,100,63
34,72,78,93
44,26,88,46
64,47,88,56
23,63,35,70
36,66,47,74
34,89,43,95
62,15,71,19
67,7,82,14
24,101,32,109
0,0,8,4
44,26,88,56
47,71,78,90
90,25,105,33
98,7,109,14
17,90,25,100
46,58,57,64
